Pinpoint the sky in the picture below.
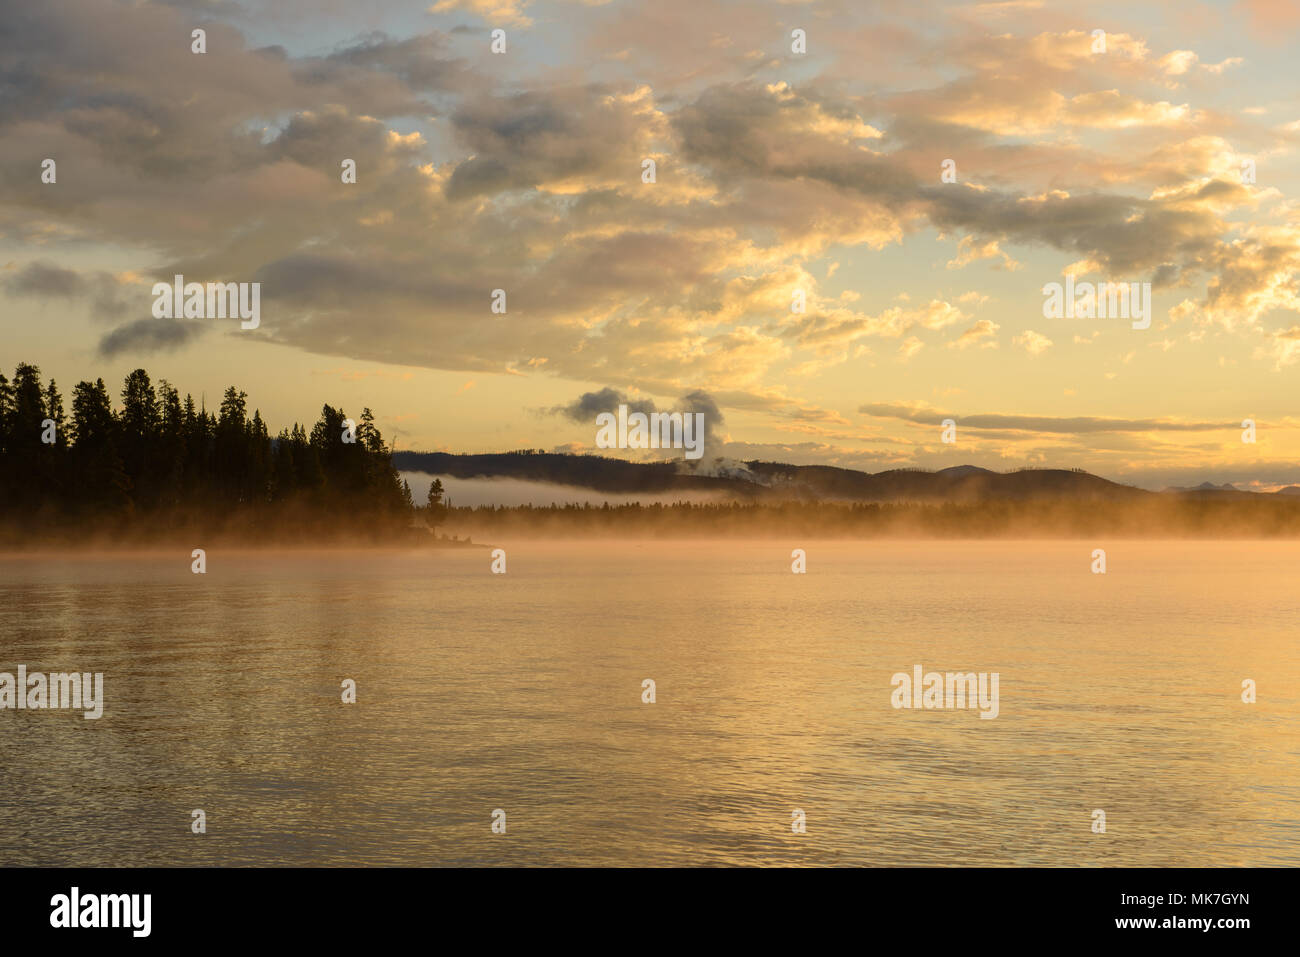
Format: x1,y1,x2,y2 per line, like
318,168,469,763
3,0,1300,490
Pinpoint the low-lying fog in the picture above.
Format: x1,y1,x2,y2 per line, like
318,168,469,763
400,472,736,507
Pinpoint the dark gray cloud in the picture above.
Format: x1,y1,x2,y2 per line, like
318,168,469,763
317,32,469,93
3,261,132,321
98,318,206,357
551,387,656,422
5,262,83,298
445,86,653,200
551,387,729,461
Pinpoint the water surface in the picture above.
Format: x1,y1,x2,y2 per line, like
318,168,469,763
1,540,1296,866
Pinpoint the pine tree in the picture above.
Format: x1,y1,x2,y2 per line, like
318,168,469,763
119,369,161,507
425,478,449,533
70,378,131,513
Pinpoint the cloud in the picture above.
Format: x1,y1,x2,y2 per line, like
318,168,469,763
949,319,999,349
550,387,656,422
1258,324,1300,369
3,262,134,321
429,0,533,28
946,235,1021,271
550,386,728,460
1013,330,1053,355
3,3,1281,396
897,336,924,361
97,318,206,357
445,85,664,199
858,402,1232,434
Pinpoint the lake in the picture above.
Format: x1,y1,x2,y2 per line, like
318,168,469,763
1,540,1296,866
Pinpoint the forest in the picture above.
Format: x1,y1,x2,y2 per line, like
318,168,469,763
435,497,1300,538
0,362,416,543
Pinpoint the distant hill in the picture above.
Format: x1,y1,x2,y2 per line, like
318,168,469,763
1161,481,1247,495
393,451,1153,503
747,462,1148,502
1159,482,1300,497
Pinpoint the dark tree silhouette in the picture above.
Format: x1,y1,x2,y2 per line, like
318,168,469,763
425,478,450,534
0,362,416,542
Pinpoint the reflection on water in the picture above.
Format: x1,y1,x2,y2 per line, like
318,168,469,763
1,540,1296,866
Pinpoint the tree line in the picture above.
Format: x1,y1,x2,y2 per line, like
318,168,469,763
434,497,1300,538
0,362,417,541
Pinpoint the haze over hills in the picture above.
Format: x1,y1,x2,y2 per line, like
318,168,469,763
393,451,1290,503
394,452,1300,504
1162,481,1243,494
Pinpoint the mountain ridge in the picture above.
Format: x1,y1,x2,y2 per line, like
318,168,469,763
393,452,1299,503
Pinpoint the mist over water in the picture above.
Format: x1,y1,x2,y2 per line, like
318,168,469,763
401,472,739,508
1,541,1296,866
